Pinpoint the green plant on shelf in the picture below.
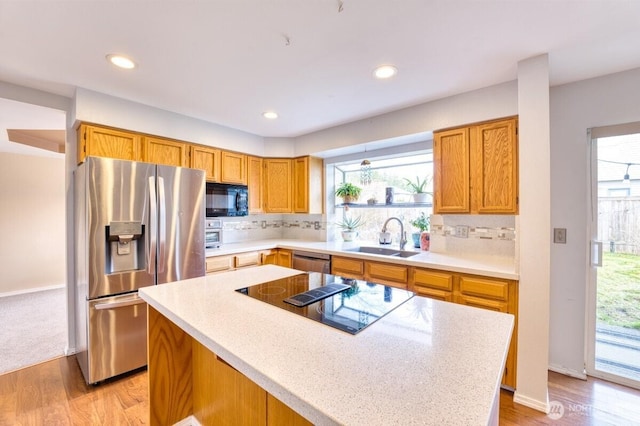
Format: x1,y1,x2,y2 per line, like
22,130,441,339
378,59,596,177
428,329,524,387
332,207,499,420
403,176,432,194
335,182,363,204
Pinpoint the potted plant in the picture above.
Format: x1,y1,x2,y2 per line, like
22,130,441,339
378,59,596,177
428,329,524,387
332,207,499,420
336,214,364,242
403,176,432,203
335,182,363,205
409,212,430,249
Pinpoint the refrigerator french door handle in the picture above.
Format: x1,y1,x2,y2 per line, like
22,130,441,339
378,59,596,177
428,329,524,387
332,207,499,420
158,176,167,273
592,240,603,267
94,295,146,310
149,176,157,275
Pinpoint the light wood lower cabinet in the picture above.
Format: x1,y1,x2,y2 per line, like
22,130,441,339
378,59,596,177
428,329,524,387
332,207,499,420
205,255,235,274
149,306,310,426
331,256,364,279
364,262,408,289
409,268,454,302
261,249,292,268
207,249,292,275
332,257,518,389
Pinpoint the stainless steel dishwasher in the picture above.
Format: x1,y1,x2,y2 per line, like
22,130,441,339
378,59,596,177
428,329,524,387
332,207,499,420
292,250,331,273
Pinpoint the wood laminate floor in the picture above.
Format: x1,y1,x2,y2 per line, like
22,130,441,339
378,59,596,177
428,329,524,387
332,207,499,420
1,356,640,425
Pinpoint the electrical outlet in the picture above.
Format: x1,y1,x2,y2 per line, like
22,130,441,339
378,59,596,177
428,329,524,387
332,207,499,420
454,225,469,238
314,221,321,230
553,228,567,244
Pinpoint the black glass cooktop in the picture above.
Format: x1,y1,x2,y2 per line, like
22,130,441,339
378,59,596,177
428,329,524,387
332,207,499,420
235,273,414,334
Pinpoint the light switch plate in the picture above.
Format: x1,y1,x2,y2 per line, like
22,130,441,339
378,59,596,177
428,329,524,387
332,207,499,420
553,228,567,244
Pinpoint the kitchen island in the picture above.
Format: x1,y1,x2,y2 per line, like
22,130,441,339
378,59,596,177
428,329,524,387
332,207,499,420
140,265,514,425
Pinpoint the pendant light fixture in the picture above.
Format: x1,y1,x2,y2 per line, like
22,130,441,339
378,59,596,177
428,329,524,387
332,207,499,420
623,163,632,185
360,145,371,186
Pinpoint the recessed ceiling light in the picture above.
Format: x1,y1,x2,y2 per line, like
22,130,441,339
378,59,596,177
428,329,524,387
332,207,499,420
373,65,398,79
106,54,136,70
262,111,278,119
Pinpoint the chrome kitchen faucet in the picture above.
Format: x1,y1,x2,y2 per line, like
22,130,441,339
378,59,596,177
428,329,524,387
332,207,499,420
381,217,407,250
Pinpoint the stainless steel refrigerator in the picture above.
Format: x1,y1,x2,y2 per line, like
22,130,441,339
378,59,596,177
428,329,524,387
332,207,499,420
74,156,205,384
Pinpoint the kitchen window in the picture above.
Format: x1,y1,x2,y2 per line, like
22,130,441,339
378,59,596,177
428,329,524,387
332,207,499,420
333,152,433,243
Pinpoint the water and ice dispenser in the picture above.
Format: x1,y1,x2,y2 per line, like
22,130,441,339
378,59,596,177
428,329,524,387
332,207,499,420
106,221,145,273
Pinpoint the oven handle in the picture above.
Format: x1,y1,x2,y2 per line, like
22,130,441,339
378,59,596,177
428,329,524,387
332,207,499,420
94,295,146,310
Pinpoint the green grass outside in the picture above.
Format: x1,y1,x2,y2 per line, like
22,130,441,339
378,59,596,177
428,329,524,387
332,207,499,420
598,252,640,330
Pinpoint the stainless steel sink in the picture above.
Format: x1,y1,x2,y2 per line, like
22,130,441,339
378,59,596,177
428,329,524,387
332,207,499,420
344,246,419,258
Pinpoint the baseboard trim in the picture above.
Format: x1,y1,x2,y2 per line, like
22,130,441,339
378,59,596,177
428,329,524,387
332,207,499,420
548,364,587,380
0,284,65,298
513,391,550,413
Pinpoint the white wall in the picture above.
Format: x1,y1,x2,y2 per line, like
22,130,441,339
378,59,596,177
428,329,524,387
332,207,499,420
549,67,640,377
74,88,266,155
0,153,66,294
294,81,518,156
514,54,551,412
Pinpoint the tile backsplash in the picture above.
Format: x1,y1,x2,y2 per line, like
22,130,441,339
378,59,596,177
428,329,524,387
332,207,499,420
221,214,326,244
429,214,516,257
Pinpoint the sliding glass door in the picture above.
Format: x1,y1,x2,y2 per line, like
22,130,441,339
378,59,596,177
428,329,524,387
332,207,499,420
588,125,640,390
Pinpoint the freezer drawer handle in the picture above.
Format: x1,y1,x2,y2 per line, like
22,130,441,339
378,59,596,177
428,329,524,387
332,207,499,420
94,295,146,310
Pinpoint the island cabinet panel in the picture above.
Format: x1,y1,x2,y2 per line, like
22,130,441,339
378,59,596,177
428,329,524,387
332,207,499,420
331,256,364,279
365,262,409,289
267,394,313,426
143,136,189,167
434,127,470,213
248,156,264,213
191,145,221,182
434,116,518,214
264,158,293,213
409,268,455,302
77,123,142,164
196,344,267,425
148,307,193,426
221,151,248,184
471,119,519,214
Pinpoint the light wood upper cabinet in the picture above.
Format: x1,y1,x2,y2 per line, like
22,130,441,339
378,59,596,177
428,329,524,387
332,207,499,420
292,156,324,214
221,151,247,184
77,123,142,164
191,145,221,182
434,127,470,213
248,156,263,213
471,119,519,213
143,136,189,167
264,158,292,213
434,116,518,214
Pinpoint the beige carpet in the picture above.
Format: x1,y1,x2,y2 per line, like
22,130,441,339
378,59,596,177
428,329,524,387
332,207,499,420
0,287,67,375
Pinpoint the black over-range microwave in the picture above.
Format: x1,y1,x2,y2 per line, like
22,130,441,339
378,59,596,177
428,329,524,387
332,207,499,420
205,183,249,217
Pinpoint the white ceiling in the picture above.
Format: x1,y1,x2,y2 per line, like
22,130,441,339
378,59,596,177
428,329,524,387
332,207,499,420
1,0,640,149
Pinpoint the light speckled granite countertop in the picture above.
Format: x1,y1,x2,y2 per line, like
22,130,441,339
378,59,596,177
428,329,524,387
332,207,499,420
206,239,519,280
140,265,514,425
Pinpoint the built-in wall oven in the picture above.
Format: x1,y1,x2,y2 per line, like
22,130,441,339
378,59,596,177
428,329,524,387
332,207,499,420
205,219,223,249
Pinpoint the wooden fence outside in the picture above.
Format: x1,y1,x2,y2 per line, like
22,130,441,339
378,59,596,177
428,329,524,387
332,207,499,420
598,197,640,254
